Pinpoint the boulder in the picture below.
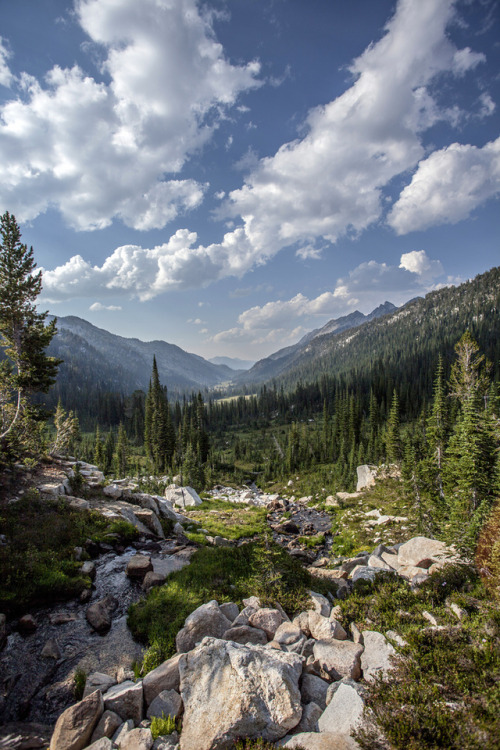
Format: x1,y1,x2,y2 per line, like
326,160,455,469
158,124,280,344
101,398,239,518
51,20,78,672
41,638,62,660
319,681,365,735
293,702,322,734
397,536,451,567
134,509,165,538
118,727,154,750
103,485,123,499
143,654,182,706
152,731,179,749
356,465,377,492
175,601,232,653
86,596,118,633
126,555,154,580
367,555,394,571
308,612,347,642
18,614,37,634
164,486,202,509
112,720,134,744
130,493,160,514
300,674,329,710
147,689,183,719
274,622,305,647
50,690,104,750
223,625,268,646
219,602,240,622
179,637,303,750
308,592,331,617
156,498,180,522
281,732,359,749
84,673,117,699
231,605,257,627
85,738,114,750
248,607,285,640
312,640,364,681
103,680,144,725
90,710,122,744
81,561,97,580
360,631,396,682
142,571,167,591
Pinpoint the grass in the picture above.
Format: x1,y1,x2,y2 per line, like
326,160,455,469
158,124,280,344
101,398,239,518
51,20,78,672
0,491,138,612
73,667,87,700
128,537,338,673
184,498,268,541
151,713,181,739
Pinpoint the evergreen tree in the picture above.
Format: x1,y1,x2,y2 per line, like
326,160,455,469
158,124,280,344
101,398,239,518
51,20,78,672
93,424,106,468
0,212,60,446
114,422,129,477
385,390,401,463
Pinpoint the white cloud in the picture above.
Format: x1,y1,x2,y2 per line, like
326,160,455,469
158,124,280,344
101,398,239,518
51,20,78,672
0,37,13,87
0,0,260,230
296,244,323,260
212,250,445,346
388,137,500,234
89,302,122,311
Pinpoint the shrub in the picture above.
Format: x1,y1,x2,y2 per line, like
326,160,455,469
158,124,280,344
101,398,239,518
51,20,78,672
73,668,86,700
150,713,181,740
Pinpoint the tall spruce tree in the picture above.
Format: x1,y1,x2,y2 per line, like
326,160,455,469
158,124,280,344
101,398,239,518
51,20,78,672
385,390,401,463
0,212,60,445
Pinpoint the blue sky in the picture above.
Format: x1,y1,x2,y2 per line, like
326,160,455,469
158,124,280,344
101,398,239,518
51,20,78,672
0,0,499,361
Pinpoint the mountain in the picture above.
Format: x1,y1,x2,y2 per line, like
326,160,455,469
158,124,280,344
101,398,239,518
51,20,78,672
209,356,255,370
236,301,397,385
46,316,234,404
243,267,500,392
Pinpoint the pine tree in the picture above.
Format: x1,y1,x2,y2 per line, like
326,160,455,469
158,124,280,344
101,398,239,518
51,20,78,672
0,212,60,444
114,422,129,477
425,355,449,501
385,390,401,463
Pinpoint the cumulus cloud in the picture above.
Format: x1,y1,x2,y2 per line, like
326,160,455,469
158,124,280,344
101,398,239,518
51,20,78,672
212,251,446,346
0,0,260,230
89,302,122,311
388,137,500,234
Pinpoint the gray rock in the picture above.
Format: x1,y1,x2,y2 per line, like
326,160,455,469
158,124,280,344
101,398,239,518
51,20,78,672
112,720,134,744
152,731,179,749
292,702,322,734
146,689,182,719
231,605,257,627
18,614,37,634
85,738,115,750
86,596,118,633
356,465,377,491
248,608,285,639
312,640,364,681
84,673,117,699
81,561,96,580
360,631,396,682
281,732,359,749
134,509,165,538
179,637,303,750
397,536,451,567
117,727,154,750
300,674,329,710
319,681,365,734
143,654,182,706
103,680,144,725
175,601,232,653
308,612,347,642
49,690,104,750
223,625,268,646
90,709,122,743
41,638,62,659
164,486,202,508
142,571,167,591
308,591,331,617
219,602,240,622
242,596,261,608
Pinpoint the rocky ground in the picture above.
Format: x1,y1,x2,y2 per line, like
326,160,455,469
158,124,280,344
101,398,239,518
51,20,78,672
0,458,487,749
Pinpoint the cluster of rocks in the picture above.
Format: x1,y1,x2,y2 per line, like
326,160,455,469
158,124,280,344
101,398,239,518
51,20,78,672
49,592,398,750
307,535,459,593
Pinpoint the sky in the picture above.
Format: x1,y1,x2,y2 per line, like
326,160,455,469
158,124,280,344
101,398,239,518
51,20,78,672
0,0,499,362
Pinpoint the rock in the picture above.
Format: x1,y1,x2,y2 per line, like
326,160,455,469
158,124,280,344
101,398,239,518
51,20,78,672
131,493,160,514
367,555,394,571
219,602,240,622
86,738,114,750
18,614,37,634
69,497,91,511
90,710,122,743
223,625,268,646
293,702,322,734
281,732,359,749
274,622,305,647
341,556,370,574
103,484,123,499
156,498,181,523
152,731,179,749
164,486,202,508
319,681,365,735
176,601,232,653
126,555,154,579
397,536,451,567
147,689,182,719
49,690,104,750
242,596,261,608
312,640,364,681
117,667,136,684
117,727,154,750
231,605,257,627
143,654,182,706
134,509,165,538
41,638,62,659
103,680,144,725
360,631,396,682
386,630,407,647
112,720,134,744
350,566,381,583
300,674,329,710
349,623,363,645
449,603,467,621
86,596,118,633
81,561,96,580
213,535,232,547
0,613,6,650
325,496,339,507
248,608,285,640
275,521,300,535
179,637,303,749
142,571,167,591
84,673,117,699
397,564,428,581
308,612,347,642
308,591,331,617
356,465,377,491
